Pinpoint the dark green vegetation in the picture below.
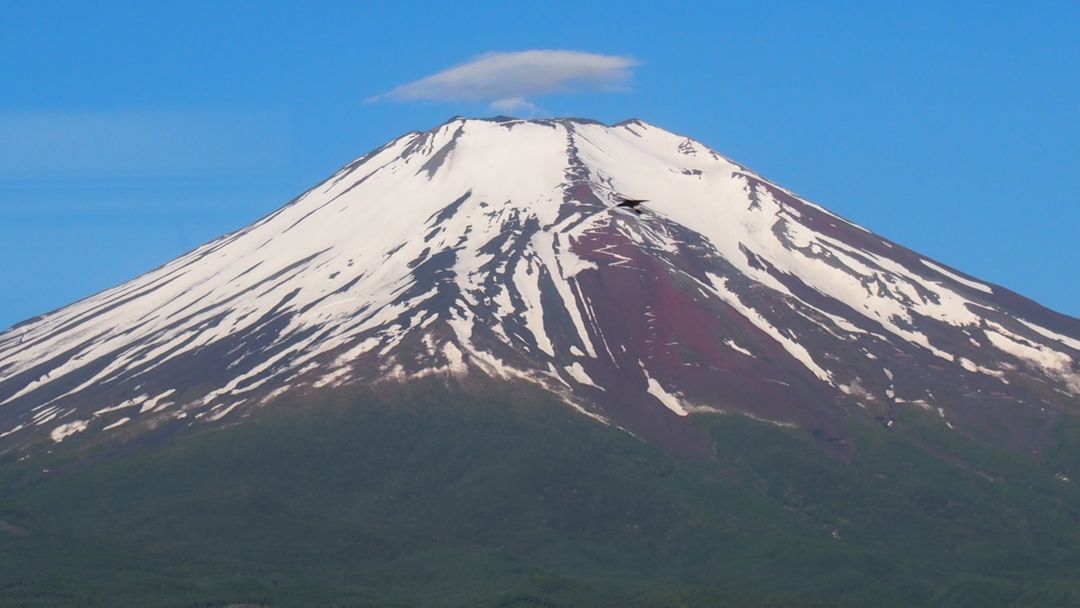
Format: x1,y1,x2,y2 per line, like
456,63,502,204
1,382,1078,607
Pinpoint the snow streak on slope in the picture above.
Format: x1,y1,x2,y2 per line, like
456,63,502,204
0,117,1077,452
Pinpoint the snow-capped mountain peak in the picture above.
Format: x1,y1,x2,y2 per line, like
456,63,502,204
1,117,1078,451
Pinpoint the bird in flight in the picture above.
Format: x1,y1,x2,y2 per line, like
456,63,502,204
615,197,648,215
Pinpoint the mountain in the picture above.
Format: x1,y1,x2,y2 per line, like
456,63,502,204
1,116,1077,454
2,117,1080,607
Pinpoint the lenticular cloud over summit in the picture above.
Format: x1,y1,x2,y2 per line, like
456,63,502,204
371,50,638,110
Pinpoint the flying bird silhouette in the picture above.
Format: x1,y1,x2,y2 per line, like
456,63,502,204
615,197,648,215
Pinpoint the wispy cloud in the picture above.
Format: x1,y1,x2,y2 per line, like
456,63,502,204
0,108,292,183
371,50,639,112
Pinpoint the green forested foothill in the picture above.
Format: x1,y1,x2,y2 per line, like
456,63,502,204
0,383,1078,607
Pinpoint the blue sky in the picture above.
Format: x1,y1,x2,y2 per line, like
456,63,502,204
2,0,1078,328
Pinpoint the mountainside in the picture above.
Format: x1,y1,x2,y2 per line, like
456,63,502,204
1,116,1078,455
3,117,1080,608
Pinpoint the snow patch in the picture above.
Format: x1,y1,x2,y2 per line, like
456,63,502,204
640,363,688,416
103,417,131,431
443,341,468,374
50,420,87,443
723,339,755,358
564,362,602,390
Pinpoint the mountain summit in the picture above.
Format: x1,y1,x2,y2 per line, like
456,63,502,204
1,117,1078,453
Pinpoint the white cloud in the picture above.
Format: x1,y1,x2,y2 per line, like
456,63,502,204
489,96,539,115
371,50,638,111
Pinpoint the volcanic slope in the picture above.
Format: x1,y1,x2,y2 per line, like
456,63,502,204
0,117,1078,453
